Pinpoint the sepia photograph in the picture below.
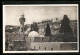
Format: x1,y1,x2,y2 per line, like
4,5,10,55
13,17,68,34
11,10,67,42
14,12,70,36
3,4,79,53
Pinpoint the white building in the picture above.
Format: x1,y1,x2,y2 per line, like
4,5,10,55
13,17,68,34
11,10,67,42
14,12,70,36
52,18,59,22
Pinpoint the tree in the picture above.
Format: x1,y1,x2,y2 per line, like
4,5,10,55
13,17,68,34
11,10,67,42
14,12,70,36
24,25,28,32
45,23,51,36
60,15,74,42
30,22,39,32
30,24,33,32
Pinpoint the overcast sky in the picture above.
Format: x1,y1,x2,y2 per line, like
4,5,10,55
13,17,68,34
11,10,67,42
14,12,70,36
4,5,78,25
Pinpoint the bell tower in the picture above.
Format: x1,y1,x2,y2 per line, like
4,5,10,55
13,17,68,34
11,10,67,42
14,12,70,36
19,11,25,34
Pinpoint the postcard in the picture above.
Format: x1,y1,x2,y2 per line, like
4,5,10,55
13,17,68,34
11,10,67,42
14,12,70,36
3,4,79,53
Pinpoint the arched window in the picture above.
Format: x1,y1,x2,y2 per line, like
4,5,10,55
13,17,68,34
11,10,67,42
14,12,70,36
45,47,46,50
42,38,43,41
39,47,40,49
51,48,53,50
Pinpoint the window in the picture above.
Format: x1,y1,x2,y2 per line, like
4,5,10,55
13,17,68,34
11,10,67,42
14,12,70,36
42,38,43,41
51,48,53,50
45,47,46,50
39,47,40,49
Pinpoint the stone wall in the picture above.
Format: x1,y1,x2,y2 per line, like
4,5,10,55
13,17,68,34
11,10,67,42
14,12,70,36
25,37,34,42
25,37,52,42
31,42,60,51
60,43,77,50
8,34,24,44
12,40,26,51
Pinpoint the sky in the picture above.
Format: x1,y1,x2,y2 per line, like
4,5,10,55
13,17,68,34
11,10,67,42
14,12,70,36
4,5,78,25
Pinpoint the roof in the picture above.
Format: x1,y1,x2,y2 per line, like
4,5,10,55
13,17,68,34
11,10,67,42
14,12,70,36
28,31,40,37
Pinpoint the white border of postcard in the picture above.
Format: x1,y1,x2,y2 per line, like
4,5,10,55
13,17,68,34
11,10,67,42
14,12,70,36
3,4,79,53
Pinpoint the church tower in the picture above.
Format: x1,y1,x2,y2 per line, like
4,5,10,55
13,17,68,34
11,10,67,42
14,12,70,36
19,11,25,34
